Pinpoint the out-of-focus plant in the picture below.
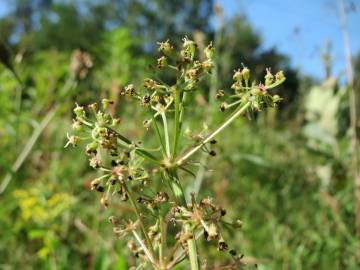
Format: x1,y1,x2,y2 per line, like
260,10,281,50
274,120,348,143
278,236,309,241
66,37,285,269
13,186,73,260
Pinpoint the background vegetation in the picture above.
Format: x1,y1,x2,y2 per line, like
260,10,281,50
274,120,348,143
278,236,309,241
0,0,359,269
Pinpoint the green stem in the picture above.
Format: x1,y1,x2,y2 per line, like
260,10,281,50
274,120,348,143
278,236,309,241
179,91,187,129
132,230,157,267
172,88,181,159
123,182,155,258
159,214,166,268
151,113,167,157
165,172,199,270
161,112,171,158
176,101,251,165
186,223,199,270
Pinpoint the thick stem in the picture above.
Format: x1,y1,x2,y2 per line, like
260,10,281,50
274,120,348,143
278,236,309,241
176,101,251,165
166,172,199,270
172,87,181,159
161,112,171,158
186,223,200,270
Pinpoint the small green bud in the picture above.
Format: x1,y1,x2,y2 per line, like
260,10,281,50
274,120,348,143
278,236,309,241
157,56,167,69
233,69,242,81
182,37,196,51
88,102,97,112
241,67,250,81
96,111,112,126
73,104,85,118
202,59,214,73
275,70,285,82
184,127,193,139
72,120,83,132
231,81,242,91
272,94,282,103
264,68,274,86
157,40,173,54
100,196,109,207
182,36,196,59
64,133,80,148
232,219,243,228
204,41,215,59
124,84,136,96
111,118,121,126
102,99,114,109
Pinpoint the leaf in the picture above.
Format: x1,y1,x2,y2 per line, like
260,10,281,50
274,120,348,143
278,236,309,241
94,248,111,270
113,254,126,270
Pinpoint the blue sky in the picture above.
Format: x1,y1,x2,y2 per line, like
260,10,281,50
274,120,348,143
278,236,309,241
218,0,360,80
1,0,359,80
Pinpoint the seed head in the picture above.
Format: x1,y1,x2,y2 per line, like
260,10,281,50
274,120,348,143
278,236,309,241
157,39,173,54
108,215,120,225
275,70,285,82
90,178,101,190
143,78,159,90
157,56,167,69
89,156,101,169
218,240,228,251
124,84,136,96
64,133,80,148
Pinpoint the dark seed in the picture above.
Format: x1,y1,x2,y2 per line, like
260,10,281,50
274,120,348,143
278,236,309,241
96,186,105,192
209,150,216,156
218,241,228,251
109,178,117,185
229,249,237,256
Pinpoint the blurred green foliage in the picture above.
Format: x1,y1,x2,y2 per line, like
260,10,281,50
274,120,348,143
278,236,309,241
0,1,359,269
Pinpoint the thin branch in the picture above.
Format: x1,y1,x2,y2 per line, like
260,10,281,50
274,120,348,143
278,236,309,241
176,102,251,165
